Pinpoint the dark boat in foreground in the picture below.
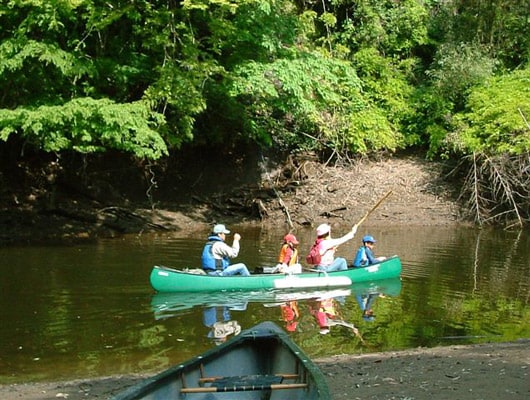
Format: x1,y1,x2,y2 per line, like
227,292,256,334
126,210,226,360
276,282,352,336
111,321,330,400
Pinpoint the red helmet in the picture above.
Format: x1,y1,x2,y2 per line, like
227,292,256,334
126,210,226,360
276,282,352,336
283,234,299,245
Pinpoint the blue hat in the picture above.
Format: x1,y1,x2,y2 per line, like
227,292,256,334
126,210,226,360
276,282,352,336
362,235,376,243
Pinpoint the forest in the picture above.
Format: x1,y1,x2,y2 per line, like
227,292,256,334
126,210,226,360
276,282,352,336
0,0,529,226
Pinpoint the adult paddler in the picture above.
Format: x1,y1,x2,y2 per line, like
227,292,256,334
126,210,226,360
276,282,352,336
201,224,250,276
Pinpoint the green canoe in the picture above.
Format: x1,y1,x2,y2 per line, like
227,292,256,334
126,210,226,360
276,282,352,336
150,256,402,293
111,321,330,400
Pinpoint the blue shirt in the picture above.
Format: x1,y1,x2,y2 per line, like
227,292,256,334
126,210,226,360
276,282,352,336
353,245,378,267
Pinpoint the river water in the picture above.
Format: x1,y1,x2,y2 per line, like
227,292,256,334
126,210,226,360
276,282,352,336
0,224,528,384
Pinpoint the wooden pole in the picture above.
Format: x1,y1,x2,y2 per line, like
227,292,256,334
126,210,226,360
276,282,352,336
355,190,393,227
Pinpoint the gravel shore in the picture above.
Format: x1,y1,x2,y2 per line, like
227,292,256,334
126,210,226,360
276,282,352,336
1,339,528,400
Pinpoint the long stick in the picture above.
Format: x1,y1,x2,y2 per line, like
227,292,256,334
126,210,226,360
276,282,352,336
356,190,393,227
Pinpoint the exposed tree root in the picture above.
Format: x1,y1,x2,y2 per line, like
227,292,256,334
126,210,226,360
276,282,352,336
459,152,530,227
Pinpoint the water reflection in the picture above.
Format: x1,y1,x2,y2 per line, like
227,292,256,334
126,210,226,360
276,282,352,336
150,278,402,342
203,306,243,345
356,292,380,322
279,300,300,332
0,225,528,384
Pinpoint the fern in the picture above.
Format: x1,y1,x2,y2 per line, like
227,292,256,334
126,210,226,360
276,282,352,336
0,98,168,159
0,39,91,78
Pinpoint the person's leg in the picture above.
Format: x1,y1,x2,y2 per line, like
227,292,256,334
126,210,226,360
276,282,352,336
291,263,302,274
365,293,379,310
356,295,367,311
221,263,250,276
326,257,348,272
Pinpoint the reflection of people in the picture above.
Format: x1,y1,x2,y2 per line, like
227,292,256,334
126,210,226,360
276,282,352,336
352,235,386,268
306,296,366,343
275,233,302,274
280,300,300,332
308,297,337,335
203,306,242,345
201,224,250,276
356,292,383,322
311,223,357,272
308,296,361,338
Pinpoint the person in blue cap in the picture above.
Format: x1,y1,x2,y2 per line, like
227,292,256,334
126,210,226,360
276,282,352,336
352,235,386,268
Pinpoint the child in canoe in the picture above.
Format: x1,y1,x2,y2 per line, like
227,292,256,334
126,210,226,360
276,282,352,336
274,233,302,274
352,234,386,268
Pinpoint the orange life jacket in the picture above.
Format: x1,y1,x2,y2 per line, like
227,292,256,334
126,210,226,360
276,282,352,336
278,243,298,266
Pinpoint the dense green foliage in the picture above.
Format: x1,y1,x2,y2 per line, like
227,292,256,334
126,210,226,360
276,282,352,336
454,68,530,155
1,0,528,157
1,0,529,223
0,98,166,158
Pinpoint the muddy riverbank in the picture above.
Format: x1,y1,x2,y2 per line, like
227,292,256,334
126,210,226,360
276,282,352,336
1,154,465,246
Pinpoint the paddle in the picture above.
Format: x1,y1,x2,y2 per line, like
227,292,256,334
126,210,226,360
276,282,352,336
354,190,393,228
327,319,366,344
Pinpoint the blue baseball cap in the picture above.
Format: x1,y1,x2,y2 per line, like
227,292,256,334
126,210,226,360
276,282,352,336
362,235,376,243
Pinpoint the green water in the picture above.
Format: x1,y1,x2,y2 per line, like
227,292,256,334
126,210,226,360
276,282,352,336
0,224,528,383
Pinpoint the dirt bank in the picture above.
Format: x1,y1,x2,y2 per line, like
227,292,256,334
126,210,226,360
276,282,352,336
1,339,528,399
0,154,465,246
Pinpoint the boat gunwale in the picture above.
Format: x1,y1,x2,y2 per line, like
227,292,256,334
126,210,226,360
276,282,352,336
111,321,330,400
155,255,401,278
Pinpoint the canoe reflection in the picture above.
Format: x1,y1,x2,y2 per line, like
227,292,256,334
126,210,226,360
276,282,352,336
151,288,354,320
151,278,402,335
